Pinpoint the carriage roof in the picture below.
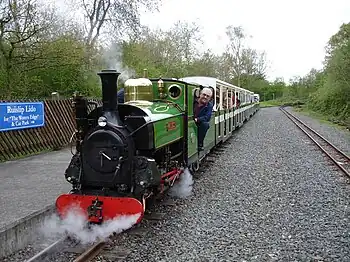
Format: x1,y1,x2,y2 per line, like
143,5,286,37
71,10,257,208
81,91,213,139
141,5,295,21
179,76,254,94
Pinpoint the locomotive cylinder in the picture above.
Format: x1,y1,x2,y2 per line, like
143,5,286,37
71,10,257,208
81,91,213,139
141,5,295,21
97,69,121,112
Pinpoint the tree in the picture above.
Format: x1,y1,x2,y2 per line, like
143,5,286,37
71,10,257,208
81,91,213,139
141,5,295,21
69,0,162,49
240,48,268,88
168,21,203,65
0,0,103,99
186,49,219,77
225,25,246,86
224,25,269,89
120,22,204,79
0,0,55,90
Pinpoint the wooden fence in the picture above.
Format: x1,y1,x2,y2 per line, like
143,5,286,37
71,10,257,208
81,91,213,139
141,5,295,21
0,99,101,162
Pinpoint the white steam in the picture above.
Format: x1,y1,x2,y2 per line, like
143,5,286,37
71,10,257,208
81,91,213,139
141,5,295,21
169,168,194,199
40,206,140,244
102,42,136,82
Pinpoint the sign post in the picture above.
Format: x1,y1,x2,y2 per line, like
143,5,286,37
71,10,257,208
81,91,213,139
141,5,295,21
0,102,45,132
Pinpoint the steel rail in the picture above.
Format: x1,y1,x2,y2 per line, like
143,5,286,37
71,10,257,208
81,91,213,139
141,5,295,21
281,107,350,160
24,237,67,262
72,224,138,262
73,240,106,262
280,106,350,178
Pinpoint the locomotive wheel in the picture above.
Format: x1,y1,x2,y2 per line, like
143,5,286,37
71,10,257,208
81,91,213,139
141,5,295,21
141,188,158,214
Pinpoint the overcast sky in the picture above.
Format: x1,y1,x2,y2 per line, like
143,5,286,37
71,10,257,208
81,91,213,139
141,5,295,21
140,0,350,81
52,0,350,82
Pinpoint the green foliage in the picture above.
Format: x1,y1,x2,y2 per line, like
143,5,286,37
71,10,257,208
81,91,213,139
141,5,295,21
0,33,100,99
0,0,348,130
259,22,349,128
0,1,103,100
306,23,350,125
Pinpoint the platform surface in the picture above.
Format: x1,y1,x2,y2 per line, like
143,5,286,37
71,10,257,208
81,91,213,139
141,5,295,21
0,148,72,230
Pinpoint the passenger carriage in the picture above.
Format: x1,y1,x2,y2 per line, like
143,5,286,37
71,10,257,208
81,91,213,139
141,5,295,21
179,76,259,161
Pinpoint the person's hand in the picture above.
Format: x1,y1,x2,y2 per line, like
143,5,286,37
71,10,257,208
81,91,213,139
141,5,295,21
194,118,198,123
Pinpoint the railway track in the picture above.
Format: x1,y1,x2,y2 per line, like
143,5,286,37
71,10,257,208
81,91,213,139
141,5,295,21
22,220,152,262
24,237,69,262
22,200,173,262
22,219,153,262
280,106,350,178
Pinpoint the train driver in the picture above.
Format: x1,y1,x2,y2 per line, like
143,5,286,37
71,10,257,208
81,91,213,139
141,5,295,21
194,87,213,151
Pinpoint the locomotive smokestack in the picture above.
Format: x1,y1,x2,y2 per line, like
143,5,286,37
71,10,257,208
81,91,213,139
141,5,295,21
97,69,121,112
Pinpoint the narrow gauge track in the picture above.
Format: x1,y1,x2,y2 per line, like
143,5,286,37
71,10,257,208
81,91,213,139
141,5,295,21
280,106,350,178
22,199,176,262
71,225,137,262
22,219,151,262
24,237,69,262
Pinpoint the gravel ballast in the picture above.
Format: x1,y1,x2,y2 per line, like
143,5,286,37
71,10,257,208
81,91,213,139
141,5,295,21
2,106,350,262
111,107,350,262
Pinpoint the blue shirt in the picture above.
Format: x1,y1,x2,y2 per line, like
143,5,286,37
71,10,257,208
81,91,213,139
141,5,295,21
194,100,213,123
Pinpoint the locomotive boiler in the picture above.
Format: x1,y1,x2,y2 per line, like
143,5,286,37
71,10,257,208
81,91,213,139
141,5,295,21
55,69,186,224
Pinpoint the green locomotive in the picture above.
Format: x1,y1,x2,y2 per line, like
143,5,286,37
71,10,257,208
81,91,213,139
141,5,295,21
56,69,259,225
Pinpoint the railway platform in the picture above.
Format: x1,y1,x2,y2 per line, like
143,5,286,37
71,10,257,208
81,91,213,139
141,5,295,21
0,149,72,261
0,148,72,229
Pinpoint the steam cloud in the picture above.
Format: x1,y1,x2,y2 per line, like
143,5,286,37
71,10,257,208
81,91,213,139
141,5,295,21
40,206,140,244
169,168,194,199
102,42,136,82
39,169,193,246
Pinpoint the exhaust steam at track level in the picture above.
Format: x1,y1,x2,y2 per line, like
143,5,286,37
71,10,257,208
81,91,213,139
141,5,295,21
41,207,140,245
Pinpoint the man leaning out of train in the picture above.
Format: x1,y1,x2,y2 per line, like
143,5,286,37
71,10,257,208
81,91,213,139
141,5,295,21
194,87,213,151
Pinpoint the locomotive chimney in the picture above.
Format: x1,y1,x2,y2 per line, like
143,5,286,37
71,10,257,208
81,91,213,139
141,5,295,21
97,69,121,112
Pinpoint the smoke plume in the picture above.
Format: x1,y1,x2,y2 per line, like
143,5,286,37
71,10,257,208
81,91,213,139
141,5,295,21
101,42,136,82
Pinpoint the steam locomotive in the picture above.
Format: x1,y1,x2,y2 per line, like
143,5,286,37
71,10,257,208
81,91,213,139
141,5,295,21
55,69,259,225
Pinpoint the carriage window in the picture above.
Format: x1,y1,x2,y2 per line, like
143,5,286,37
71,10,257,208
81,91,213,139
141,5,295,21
228,91,232,108
223,89,228,109
216,86,220,109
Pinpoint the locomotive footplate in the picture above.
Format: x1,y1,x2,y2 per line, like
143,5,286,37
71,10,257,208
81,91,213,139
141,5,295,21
55,194,144,224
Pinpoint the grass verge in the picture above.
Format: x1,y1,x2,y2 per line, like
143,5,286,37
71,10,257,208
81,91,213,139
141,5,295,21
260,99,305,108
260,99,349,132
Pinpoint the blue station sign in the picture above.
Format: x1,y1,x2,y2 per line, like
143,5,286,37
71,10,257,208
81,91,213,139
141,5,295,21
0,102,45,132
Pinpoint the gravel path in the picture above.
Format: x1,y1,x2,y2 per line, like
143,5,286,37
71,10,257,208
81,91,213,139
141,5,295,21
2,107,350,262
109,107,350,262
285,106,350,155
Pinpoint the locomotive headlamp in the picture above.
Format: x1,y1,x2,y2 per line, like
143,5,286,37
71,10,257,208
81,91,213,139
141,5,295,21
157,78,164,88
158,78,166,98
98,116,107,127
